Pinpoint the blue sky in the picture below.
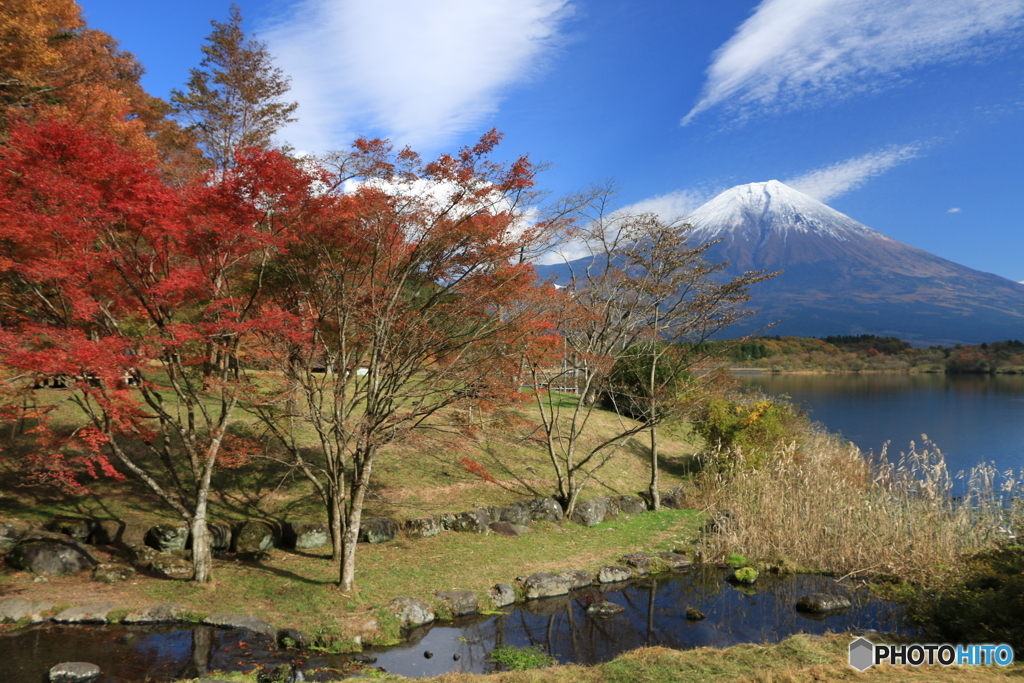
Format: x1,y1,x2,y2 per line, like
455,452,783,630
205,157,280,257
77,0,1024,280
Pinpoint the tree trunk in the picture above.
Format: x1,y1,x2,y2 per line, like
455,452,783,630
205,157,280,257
648,426,661,511
190,507,213,583
338,482,366,591
328,484,343,564
339,448,373,591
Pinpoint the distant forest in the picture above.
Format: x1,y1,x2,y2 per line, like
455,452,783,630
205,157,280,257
701,335,1024,373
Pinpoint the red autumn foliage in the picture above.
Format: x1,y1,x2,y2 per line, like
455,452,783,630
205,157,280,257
459,456,497,484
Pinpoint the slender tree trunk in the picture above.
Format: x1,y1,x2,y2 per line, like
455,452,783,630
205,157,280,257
338,483,366,591
327,483,343,564
339,446,374,591
648,425,661,511
190,504,212,582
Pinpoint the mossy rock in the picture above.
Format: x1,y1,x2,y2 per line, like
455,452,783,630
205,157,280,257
729,566,759,584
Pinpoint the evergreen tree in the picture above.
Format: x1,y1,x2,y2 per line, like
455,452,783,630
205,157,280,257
171,4,297,171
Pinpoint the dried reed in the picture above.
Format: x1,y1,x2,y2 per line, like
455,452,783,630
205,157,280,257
693,430,1023,584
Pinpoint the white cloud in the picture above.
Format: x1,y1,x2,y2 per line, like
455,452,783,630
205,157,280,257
784,143,924,201
616,189,713,223
260,0,573,154
948,207,962,213
682,0,1024,125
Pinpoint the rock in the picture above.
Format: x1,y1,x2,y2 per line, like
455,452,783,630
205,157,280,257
49,662,100,682
526,498,564,524
521,572,571,600
685,607,705,620
796,593,852,614
388,597,435,628
620,553,656,575
403,517,441,539
44,517,96,543
570,498,607,527
207,523,233,555
498,503,531,526
661,485,689,510
0,597,55,623
150,553,194,581
489,583,516,608
703,510,734,534
123,603,187,624
489,521,530,537
728,567,759,584
614,495,649,515
0,519,32,553
126,543,159,567
559,569,593,590
602,496,620,519
586,600,624,617
358,518,399,543
277,627,312,648
144,523,190,552
5,533,98,576
143,523,189,552
256,664,303,683
656,551,692,570
483,506,504,524
91,563,134,583
234,520,278,552
598,565,632,583
92,518,149,548
439,509,489,534
53,603,115,623
287,521,330,549
203,613,276,636
434,590,478,617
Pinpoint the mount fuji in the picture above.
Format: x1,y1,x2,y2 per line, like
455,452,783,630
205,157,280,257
549,181,1024,346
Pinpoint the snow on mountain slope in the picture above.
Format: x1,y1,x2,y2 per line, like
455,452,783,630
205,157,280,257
686,180,891,245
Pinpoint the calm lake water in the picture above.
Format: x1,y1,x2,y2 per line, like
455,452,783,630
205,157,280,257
736,372,1024,479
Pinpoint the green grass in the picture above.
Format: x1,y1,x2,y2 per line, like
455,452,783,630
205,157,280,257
488,645,556,671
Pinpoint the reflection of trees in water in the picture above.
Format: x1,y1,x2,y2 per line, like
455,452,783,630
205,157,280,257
483,568,911,667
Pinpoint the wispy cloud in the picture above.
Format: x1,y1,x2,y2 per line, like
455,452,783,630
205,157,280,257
682,0,1024,125
785,143,924,201
618,188,714,223
261,0,573,154
948,207,962,213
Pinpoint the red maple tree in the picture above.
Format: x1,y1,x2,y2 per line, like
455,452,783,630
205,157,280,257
0,116,324,581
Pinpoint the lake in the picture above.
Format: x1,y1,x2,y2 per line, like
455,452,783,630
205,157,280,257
735,372,1024,481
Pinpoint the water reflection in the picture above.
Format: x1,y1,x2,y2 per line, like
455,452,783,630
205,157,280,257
366,568,910,677
0,569,909,682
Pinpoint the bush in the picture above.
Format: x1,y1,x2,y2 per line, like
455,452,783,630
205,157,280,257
907,546,1024,650
692,394,798,470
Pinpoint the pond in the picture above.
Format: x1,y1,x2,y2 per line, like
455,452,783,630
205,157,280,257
0,568,911,681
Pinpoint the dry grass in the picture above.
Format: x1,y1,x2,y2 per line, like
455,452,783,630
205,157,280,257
691,430,1022,584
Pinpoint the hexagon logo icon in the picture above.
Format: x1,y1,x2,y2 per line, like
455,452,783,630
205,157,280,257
849,637,875,671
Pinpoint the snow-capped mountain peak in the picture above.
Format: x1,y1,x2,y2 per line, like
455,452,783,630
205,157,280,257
685,180,891,245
